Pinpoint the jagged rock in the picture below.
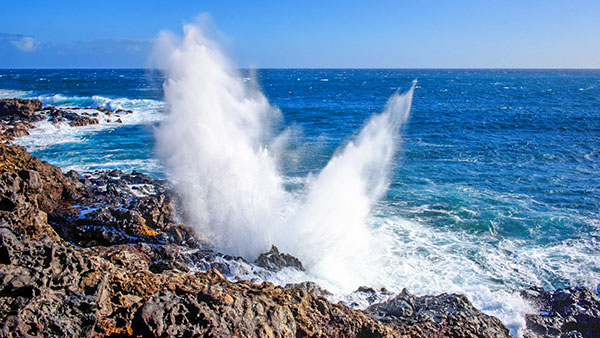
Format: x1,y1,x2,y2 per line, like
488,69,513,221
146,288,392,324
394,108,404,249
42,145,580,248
367,288,511,338
3,122,31,138
521,286,600,338
68,115,99,127
285,281,332,298
0,140,518,338
149,260,189,273
47,108,99,127
0,98,42,120
346,285,396,307
255,245,305,272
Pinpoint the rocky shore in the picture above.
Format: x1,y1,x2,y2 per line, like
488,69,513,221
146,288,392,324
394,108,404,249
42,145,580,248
1,98,598,337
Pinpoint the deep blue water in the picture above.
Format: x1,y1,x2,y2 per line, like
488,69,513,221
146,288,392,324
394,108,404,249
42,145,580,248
1,69,599,332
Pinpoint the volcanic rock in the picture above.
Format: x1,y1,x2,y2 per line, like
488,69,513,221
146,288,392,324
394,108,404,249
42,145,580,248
285,281,332,298
255,245,305,272
0,98,42,121
3,122,31,139
366,288,511,338
521,286,600,338
0,139,519,338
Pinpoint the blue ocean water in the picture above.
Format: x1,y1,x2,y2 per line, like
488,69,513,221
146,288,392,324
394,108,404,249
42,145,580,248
1,69,599,333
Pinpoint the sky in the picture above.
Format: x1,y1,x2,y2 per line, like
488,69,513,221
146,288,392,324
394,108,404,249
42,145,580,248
0,0,599,68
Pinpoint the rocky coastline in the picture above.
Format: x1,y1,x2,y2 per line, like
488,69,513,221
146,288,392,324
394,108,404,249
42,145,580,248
0,98,598,337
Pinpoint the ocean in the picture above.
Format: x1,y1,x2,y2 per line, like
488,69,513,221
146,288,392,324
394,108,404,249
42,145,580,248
1,67,599,336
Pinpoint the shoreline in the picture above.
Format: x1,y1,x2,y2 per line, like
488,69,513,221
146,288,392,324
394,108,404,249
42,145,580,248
0,98,597,337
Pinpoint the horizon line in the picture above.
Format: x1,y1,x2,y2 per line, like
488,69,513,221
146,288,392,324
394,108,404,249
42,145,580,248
1,67,600,71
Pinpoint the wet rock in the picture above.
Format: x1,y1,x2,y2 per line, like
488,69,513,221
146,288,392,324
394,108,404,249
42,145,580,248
367,288,511,338
255,245,304,272
0,140,517,338
3,122,31,138
0,98,42,120
96,107,112,113
210,261,231,276
47,107,101,127
68,115,99,127
347,285,396,307
522,286,600,338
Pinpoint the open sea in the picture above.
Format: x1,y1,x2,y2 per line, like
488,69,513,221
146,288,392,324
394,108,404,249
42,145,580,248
1,68,599,335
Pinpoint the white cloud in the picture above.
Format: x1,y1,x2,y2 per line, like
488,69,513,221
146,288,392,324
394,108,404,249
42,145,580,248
0,33,38,52
10,36,37,52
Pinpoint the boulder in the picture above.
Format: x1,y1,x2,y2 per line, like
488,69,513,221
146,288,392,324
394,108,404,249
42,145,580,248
521,286,600,338
367,288,511,338
3,122,30,138
255,245,304,272
0,98,42,120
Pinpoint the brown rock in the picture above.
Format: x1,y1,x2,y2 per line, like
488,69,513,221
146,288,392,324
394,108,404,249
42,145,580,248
0,98,42,120
255,245,305,272
3,122,30,138
0,140,515,338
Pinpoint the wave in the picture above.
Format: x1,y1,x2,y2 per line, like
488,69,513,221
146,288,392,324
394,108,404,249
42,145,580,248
0,88,31,98
35,93,164,112
12,94,165,152
0,88,164,115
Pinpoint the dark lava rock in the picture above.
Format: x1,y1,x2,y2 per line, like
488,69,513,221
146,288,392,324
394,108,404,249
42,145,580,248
47,107,100,127
255,245,305,272
366,288,511,338
68,115,99,127
0,98,42,120
521,286,600,338
0,140,516,338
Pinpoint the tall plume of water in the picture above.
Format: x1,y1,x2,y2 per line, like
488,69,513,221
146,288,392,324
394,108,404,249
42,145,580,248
277,83,416,289
155,22,415,289
155,23,286,258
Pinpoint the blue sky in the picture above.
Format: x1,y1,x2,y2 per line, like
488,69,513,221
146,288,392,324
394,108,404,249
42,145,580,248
1,0,599,68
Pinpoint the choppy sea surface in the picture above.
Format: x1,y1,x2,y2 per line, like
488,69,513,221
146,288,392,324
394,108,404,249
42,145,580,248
1,69,599,335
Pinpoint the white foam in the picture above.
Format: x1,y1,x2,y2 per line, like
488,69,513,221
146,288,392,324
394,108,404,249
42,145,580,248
62,159,163,176
36,93,164,114
0,88,31,98
14,104,164,152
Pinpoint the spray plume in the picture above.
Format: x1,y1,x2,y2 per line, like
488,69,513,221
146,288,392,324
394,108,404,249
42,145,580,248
155,22,415,289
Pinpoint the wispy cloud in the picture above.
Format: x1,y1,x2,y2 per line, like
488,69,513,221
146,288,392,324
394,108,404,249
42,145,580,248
0,35,154,67
0,33,39,52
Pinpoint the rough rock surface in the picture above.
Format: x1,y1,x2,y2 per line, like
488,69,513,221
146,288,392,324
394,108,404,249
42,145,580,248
285,281,332,299
255,245,305,272
0,98,42,121
0,98,136,141
0,139,519,337
0,100,526,337
521,286,600,338
366,288,511,338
